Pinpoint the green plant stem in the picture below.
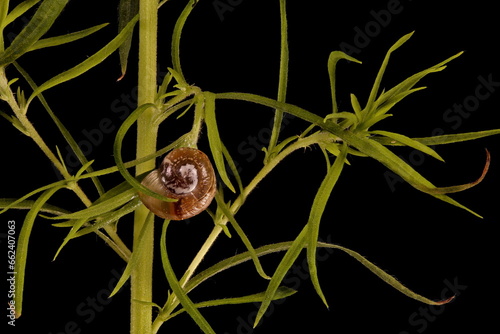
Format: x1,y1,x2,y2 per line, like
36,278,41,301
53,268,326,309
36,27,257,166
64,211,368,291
0,70,90,204
104,228,132,261
152,131,328,332
131,0,158,333
0,70,77,185
0,68,131,260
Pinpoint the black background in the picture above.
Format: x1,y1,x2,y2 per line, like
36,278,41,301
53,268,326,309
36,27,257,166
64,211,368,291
2,0,499,333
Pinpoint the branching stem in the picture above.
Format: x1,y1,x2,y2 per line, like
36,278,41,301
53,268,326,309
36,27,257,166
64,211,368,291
152,131,329,332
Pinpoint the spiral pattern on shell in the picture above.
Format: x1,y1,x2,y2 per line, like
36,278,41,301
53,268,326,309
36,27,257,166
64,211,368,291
139,147,217,220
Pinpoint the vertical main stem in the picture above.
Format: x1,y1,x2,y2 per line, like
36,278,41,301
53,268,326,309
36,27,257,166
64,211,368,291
131,1,158,334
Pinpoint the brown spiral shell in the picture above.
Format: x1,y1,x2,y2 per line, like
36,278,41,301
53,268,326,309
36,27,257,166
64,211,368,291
139,147,217,220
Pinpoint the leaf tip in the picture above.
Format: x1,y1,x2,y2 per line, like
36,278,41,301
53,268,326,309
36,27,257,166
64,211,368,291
9,300,21,319
117,72,126,82
262,274,272,280
253,307,267,329
434,295,456,305
108,286,120,298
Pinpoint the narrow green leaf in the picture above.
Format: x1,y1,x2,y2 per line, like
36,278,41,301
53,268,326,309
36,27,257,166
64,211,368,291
28,23,109,51
357,137,482,217
158,0,170,8
422,149,490,195
363,50,463,130
13,62,105,195
357,113,392,131
175,98,195,119
364,32,414,114
324,111,358,128
27,14,138,104
221,142,243,193
55,145,68,173
327,51,361,114
317,242,454,305
113,103,178,203
156,72,173,104
254,225,308,328
167,67,188,88
0,0,68,66
374,129,500,147
266,0,289,161
350,93,363,121
167,287,296,321
0,179,67,214
183,242,295,296
160,220,216,334
346,146,368,157
215,92,337,131
74,198,142,238
200,286,296,308
75,160,95,179
100,180,139,203
8,77,19,86
117,0,139,79
133,300,162,311
1,0,41,29
0,109,29,135
109,212,154,297
171,0,198,82
48,187,137,220
53,217,89,260
300,124,316,138
370,130,444,161
276,0,289,109
378,52,462,109
212,201,232,238
0,198,69,215
0,0,11,34
307,144,348,309
14,185,65,318
204,91,236,193
264,134,299,163
51,221,78,228
321,141,340,157
184,240,454,307
214,193,270,279
271,135,299,155
373,87,426,118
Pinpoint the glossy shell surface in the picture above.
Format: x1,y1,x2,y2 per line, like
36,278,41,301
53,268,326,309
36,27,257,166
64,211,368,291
139,147,216,220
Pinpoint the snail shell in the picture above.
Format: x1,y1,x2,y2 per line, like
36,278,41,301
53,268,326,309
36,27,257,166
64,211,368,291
139,147,216,220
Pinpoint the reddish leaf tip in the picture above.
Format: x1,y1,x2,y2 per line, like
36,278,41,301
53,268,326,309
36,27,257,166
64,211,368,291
116,72,126,82
435,295,456,305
